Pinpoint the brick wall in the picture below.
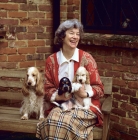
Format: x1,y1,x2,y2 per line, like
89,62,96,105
0,0,53,71
0,0,138,139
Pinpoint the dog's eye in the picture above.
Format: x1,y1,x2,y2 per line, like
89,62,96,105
27,74,29,78
32,74,35,77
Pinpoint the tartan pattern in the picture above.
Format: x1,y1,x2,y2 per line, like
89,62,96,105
36,107,97,140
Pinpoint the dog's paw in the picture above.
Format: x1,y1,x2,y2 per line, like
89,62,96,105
72,83,82,92
21,115,28,120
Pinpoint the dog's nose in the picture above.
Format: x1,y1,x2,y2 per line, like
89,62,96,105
28,82,31,86
79,79,82,83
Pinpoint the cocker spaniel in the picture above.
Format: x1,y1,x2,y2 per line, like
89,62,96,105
72,66,94,110
20,67,44,120
52,77,74,110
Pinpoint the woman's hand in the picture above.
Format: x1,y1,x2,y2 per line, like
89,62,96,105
74,84,87,98
55,93,72,101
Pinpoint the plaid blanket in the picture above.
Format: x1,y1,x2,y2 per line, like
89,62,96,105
36,107,97,140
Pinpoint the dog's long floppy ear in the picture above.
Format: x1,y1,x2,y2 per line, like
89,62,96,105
22,76,30,96
86,70,90,84
36,72,44,96
69,80,72,93
72,73,77,83
58,78,64,95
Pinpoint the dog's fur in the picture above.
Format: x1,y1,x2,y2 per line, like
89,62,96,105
72,66,92,109
58,77,72,98
20,67,44,120
52,77,73,110
72,66,102,112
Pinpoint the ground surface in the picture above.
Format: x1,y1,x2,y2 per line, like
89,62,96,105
0,131,39,140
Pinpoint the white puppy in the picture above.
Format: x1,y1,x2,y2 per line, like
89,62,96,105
20,67,44,121
72,66,101,112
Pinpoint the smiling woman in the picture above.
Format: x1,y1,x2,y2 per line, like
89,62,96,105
36,19,104,140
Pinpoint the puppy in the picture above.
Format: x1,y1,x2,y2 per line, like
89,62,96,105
20,67,44,121
72,66,101,112
52,77,74,110
58,77,72,98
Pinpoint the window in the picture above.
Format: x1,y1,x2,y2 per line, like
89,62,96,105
81,0,138,35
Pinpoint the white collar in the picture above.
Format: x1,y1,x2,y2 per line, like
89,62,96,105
58,48,79,65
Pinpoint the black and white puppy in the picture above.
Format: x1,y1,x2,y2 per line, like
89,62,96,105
58,77,72,97
52,77,74,110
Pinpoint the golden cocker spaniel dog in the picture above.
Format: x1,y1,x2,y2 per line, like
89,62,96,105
20,67,44,120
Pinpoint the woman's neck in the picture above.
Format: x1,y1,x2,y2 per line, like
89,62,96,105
62,47,75,60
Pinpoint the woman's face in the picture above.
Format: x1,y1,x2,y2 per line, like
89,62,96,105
63,28,80,49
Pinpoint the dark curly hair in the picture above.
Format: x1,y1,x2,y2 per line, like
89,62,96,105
54,19,84,48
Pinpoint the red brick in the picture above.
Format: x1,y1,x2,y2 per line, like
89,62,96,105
39,19,52,26
0,62,17,69
120,87,136,97
0,11,7,17
36,60,45,67
110,114,120,123
123,73,137,81
9,41,27,48
130,66,138,74
38,5,52,11
8,55,26,62
130,97,138,105
28,12,45,18
0,4,18,10
17,33,35,40
97,63,112,70
105,71,122,78
113,79,126,87
0,48,17,55
129,128,138,137
0,55,7,61
120,102,136,112
113,93,129,102
28,26,44,33
60,5,67,12
112,100,119,108
120,132,137,140
112,108,126,117
20,61,35,68
112,123,128,132
105,56,120,64
28,40,45,47
37,33,52,39
0,42,8,48
46,13,52,19
18,47,35,54
128,112,138,121
8,11,27,18
113,65,129,72
93,56,104,62
112,86,119,92
122,58,136,66
0,19,18,25
37,47,52,53
128,81,138,89
20,4,37,11
20,18,38,25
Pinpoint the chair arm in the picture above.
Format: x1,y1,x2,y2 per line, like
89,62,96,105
101,96,112,114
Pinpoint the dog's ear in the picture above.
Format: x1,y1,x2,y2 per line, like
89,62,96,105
72,74,77,83
86,70,90,84
22,78,30,96
68,80,72,93
36,73,44,96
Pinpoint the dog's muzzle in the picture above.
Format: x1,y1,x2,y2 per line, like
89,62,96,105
62,85,69,92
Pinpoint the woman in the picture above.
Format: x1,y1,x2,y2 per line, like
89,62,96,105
36,19,104,140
